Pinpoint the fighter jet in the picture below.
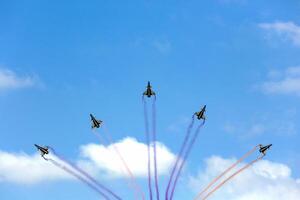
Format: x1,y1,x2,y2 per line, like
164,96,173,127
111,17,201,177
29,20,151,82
194,105,206,121
143,81,156,98
90,114,103,129
259,144,272,156
34,144,49,160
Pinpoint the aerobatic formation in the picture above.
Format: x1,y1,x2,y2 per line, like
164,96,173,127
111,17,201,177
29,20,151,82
34,81,272,200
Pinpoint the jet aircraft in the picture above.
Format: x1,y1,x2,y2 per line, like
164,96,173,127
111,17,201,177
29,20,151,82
194,105,206,121
90,114,103,129
259,144,272,156
143,81,156,98
34,144,49,160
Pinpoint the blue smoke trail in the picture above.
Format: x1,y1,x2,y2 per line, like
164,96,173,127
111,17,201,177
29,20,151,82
152,99,160,200
169,121,205,200
49,147,122,200
48,158,110,200
165,116,195,200
143,99,153,200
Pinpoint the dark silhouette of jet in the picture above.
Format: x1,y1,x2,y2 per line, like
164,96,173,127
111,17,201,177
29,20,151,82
143,81,156,98
259,144,272,156
34,144,49,160
194,105,206,121
90,114,103,129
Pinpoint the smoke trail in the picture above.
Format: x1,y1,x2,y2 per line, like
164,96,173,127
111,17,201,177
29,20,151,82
48,158,110,200
92,129,133,197
144,99,153,200
202,155,264,200
152,99,160,200
194,145,259,200
165,117,195,200
49,147,122,200
170,121,205,200
98,127,146,200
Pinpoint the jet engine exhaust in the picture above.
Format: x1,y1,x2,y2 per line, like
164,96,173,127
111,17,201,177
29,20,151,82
143,99,153,200
202,155,264,200
48,158,111,200
49,147,122,200
152,98,160,200
169,121,205,200
165,116,195,200
194,145,259,200
94,127,145,200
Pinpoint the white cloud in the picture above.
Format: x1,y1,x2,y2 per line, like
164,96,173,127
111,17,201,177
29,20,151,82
261,66,300,96
259,21,300,46
0,68,36,91
0,137,176,184
189,156,300,200
0,151,71,184
79,137,176,178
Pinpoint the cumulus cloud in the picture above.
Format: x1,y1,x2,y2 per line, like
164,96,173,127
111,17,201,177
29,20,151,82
189,156,300,200
0,151,71,184
0,68,36,91
259,21,300,46
0,137,176,184
261,66,300,96
79,137,176,178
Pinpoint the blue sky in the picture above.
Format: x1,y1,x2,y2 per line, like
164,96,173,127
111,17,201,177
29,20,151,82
1,0,300,200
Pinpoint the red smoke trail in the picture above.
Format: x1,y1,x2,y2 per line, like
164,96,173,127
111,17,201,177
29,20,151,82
169,121,205,200
49,148,122,200
92,130,132,195
144,98,153,200
194,145,258,200
202,155,264,200
48,158,111,200
99,127,146,200
152,99,160,200
165,116,195,200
